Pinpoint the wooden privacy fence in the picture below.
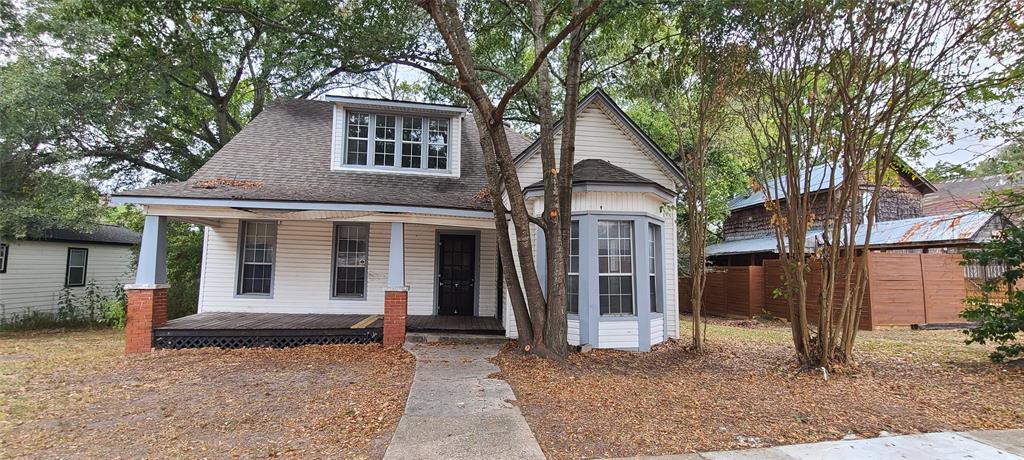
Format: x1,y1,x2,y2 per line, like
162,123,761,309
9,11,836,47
681,253,969,330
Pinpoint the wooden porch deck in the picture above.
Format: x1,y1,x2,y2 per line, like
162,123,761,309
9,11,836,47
153,312,504,349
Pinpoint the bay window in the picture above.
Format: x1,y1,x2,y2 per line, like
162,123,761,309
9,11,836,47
598,220,634,315
567,221,580,314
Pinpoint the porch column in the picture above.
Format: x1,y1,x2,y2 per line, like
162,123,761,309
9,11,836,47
125,215,169,354
634,216,652,352
383,222,408,347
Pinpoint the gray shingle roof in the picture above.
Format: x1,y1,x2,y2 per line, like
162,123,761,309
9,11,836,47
32,224,141,245
114,98,535,212
523,159,668,192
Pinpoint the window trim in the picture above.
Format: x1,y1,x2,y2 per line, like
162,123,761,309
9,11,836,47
65,247,89,288
567,220,580,314
235,220,277,298
342,109,451,173
331,222,370,300
0,243,8,273
597,220,636,316
648,223,663,314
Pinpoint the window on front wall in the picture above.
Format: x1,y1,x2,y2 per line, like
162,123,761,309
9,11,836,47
649,224,662,313
0,243,8,273
567,221,580,314
598,221,634,315
65,248,88,287
237,221,276,295
333,224,369,298
345,111,449,171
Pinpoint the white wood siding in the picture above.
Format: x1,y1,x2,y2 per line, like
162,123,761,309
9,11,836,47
198,220,498,316
568,317,580,346
0,241,134,316
598,320,640,350
651,315,665,345
517,104,677,190
663,216,680,338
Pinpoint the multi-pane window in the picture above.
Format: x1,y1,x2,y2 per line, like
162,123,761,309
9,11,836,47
333,224,369,298
346,112,370,165
567,221,580,314
343,112,450,171
65,248,88,287
649,224,661,313
374,115,396,166
402,117,423,168
598,221,634,315
427,118,449,169
0,243,8,273
238,221,276,295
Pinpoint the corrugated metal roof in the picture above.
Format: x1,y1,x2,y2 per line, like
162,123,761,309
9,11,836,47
706,211,994,256
727,164,840,211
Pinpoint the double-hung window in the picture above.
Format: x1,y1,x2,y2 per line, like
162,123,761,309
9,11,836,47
65,248,88,287
0,243,8,273
345,111,449,171
649,224,661,313
598,221,634,315
238,221,276,296
333,224,369,298
567,221,580,314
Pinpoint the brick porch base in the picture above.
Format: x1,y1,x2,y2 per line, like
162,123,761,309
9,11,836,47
125,286,169,354
383,290,408,347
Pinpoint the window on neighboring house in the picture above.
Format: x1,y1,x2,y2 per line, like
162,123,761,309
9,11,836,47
0,243,9,273
333,224,369,298
567,221,580,314
649,224,661,313
65,248,88,287
427,118,449,169
346,112,370,165
343,111,450,171
374,115,396,166
598,220,634,315
237,221,276,295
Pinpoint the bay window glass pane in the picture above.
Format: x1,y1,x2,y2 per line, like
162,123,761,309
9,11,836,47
567,221,580,314
374,115,396,166
649,224,661,313
334,224,369,297
598,221,634,315
238,221,276,295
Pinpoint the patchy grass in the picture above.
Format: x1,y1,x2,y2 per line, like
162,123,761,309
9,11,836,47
0,329,414,459
494,317,1024,460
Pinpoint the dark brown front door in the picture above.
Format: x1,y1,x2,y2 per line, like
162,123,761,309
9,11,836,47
437,234,476,316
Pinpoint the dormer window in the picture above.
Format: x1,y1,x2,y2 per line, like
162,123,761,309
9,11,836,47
342,111,450,171
330,97,464,177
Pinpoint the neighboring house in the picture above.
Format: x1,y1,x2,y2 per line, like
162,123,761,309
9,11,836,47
112,89,684,353
0,225,139,320
693,163,1005,329
923,173,1024,222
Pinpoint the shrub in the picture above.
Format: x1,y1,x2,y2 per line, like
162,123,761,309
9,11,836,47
961,224,1024,363
1,282,126,331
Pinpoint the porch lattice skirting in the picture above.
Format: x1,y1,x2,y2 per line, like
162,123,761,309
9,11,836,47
153,329,382,349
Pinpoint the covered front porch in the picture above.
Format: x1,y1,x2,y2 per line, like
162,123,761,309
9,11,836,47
116,198,505,353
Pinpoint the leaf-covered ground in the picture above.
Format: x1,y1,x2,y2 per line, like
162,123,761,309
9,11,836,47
0,329,415,459
493,317,1024,460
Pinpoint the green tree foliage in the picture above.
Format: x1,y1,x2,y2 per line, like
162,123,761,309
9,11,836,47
962,216,1024,362
0,171,106,241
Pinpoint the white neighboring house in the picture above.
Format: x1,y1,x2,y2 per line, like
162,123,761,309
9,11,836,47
0,225,140,319
112,89,684,353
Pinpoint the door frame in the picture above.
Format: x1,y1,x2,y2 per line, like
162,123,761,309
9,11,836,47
433,229,481,316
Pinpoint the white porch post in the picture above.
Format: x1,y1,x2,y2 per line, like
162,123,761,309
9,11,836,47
384,222,408,347
125,214,169,354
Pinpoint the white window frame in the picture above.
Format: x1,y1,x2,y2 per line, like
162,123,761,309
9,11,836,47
342,110,451,173
331,223,370,300
598,220,635,316
567,220,580,314
65,247,88,288
236,221,277,297
0,243,8,273
649,223,662,314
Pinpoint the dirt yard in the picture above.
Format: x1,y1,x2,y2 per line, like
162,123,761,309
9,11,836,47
493,317,1024,460
0,330,415,459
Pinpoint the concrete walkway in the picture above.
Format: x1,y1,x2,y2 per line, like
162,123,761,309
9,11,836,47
617,430,1024,460
383,341,545,460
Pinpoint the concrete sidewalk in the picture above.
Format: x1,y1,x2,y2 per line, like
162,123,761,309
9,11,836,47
383,341,545,460
618,430,1024,460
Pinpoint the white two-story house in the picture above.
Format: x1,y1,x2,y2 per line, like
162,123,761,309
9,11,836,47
112,89,684,353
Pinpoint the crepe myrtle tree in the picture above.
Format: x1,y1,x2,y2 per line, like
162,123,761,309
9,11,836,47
401,0,602,359
739,0,1021,368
